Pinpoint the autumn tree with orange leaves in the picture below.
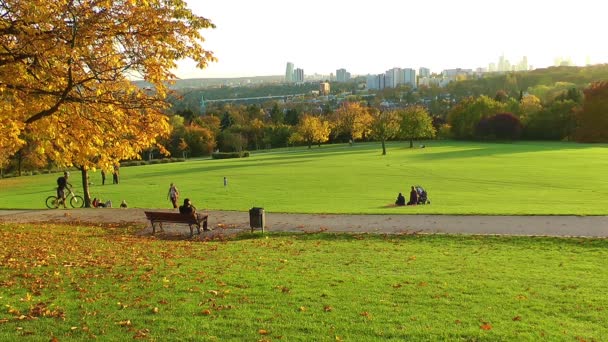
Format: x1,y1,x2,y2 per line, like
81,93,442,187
0,0,215,206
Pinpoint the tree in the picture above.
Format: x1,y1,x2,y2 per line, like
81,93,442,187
0,0,215,205
331,102,373,142
475,113,522,140
575,81,608,142
518,95,543,124
447,96,505,139
524,100,578,140
399,106,436,148
370,109,400,155
183,124,215,157
289,115,331,149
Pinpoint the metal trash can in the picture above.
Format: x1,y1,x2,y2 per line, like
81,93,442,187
249,207,265,232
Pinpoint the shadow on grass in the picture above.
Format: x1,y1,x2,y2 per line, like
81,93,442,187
407,141,602,162
189,230,608,249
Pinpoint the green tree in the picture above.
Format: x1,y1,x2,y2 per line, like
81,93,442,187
447,96,505,139
399,106,436,148
370,109,401,155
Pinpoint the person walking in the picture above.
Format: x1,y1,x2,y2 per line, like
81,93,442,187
168,183,180,209
56,171,73,208
112,165,119,184
101,170,106,185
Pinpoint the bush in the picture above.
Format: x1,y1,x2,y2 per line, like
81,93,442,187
211,151,250,159
475,112,522,141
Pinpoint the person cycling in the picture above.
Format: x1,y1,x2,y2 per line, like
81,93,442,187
56,171,73,208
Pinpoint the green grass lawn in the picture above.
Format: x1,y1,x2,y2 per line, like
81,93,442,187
0,224,606,341
1,140,607,214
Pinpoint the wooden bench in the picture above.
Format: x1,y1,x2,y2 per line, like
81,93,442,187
144,211,209,237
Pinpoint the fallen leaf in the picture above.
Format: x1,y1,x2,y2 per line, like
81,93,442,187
117,320,131,326
512,316,521,321
258,329,269,335
201,309,211,315
324,305,333,312
480,323,492,330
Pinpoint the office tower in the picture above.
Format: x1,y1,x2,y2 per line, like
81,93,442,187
336,68,351,82
294,68,304,83
402,68,416,88
285,62,294,83
419,67,430,78
386,68,402,88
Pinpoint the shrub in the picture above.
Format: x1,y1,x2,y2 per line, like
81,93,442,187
211,151,250,159
475,112,522,141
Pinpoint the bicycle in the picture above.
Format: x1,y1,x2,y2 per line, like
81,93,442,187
46,189,85,209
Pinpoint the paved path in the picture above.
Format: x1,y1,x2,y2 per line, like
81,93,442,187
1,209,607,237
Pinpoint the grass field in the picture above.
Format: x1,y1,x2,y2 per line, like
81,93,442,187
0,224,606,341
1,140,607,215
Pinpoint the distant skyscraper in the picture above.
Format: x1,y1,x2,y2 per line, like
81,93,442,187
336,68,351,82
366,74,385,90
385,68,401,88
285,62,294,83
402,68,416,88
419,67,430,78
294,68,304,83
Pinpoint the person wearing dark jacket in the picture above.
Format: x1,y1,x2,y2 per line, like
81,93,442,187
395,193,406,206
179,198,209,231
407,186,418,205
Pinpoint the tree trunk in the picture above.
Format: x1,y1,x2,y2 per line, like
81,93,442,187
80,167,92,208
381,139,386,155
17,151,22,176
409,139,413,148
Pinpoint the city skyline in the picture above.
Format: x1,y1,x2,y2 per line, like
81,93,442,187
176,0,607,79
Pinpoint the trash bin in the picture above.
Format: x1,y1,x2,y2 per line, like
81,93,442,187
249,207,265,232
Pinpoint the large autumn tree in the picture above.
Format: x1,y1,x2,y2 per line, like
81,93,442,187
575,81,608,142
331,102,373,143
289,114,331,149
0,0,215,206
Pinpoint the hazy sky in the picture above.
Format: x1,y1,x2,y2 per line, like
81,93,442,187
176,0,607,78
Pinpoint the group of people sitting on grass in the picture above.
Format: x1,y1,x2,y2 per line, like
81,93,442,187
395,186,422,206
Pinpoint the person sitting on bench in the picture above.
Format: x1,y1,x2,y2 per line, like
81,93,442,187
179,198,209,231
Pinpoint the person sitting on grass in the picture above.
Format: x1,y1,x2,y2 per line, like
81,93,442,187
179,198,209,231
407,186,418,206
395,192,406,206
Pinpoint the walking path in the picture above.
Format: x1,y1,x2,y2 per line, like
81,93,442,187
1,209,607,237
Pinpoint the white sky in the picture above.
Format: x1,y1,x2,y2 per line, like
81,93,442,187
176,0,607,78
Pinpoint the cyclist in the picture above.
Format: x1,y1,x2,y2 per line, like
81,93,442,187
56,171,73,208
